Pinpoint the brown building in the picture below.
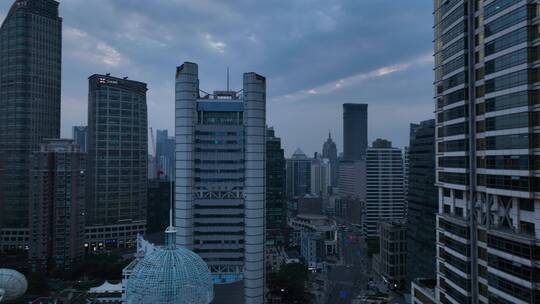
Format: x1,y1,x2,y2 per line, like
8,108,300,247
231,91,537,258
29,139,86,272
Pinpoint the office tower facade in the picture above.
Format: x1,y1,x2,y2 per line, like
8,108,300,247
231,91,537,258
87,75,148,226
266,127,286,247
322,132,339,187
435,1,540,303
72,126,88,153
156,129,175,180
285,149,312,199
175,62,266,304
0,0,62,235
29,139,85,272
364,139,404,239
406,119,437,284
310,154,331,197
343,103,368,160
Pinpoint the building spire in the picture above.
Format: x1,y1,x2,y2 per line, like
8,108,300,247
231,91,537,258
165,166,176,249
328,129,332,140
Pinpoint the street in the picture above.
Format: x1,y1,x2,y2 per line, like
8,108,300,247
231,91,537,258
324,220,406,304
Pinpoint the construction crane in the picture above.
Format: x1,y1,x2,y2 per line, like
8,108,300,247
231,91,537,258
149,127,162,178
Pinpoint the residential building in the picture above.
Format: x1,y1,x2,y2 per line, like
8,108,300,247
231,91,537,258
0,0,62,243
286,149,312,199
343,103,368,160
72,126,88,153
322,132,339,187
175,62,266,304
311,154,331,197
266,127,286,247
29,139,85,272
406,119,437,285
434,1,540,303
156,129,175,180
86,75,148,227
373,221,407,291
364,139,404,239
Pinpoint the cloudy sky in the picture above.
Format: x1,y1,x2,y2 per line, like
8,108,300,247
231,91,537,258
0,0,434,157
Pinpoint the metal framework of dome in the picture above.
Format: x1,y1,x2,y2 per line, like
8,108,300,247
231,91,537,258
126,227,214,304
0,269,27,303
126,181,213,304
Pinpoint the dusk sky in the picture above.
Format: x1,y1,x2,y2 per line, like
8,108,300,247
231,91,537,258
0,0,434,157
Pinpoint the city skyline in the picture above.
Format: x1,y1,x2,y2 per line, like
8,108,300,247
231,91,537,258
0,1,433,156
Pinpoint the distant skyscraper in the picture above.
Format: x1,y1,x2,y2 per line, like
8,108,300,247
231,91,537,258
310,154,331,197
146,179,173,234
434,2,540,303
406,119,436,285
72,126,88,153
286,149,312,199
175,62,266,304
322,132,339,187
364,139,404,239
156,129,175,180
87,74,148,226
266,127,286,246
0,0,62,235
343,103,368,160
29,139,85,272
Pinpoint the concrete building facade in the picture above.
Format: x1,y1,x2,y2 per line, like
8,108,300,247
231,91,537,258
29,139,85,272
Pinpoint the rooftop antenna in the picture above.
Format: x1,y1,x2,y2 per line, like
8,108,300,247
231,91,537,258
227,67,230,92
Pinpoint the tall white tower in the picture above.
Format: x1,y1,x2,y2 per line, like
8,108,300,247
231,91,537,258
175,62,266,304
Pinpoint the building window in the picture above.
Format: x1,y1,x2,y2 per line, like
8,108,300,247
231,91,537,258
519,198,535,212
520,221,535,236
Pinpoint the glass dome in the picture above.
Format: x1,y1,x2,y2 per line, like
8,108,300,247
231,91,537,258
0,268,27,303
125,227,214,304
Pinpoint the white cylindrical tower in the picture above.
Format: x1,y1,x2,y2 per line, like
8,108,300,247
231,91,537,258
243,72,266,304
175,62,198,248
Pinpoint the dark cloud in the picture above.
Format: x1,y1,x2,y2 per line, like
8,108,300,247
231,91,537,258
0,0,434,156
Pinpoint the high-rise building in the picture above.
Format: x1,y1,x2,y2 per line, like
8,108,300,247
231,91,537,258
86,74,148,226
146,179,173,235
406,119,436,285
310,154,331,197
403,146,410,202
156,129,175,180
343,103,368,160
72,126,88,153
364,139,404,239
322,132,339,187
175,62,266,304
434,2,540,303
266,127,286,247
0,0,62,237
286,149,312,199
29,139,85,272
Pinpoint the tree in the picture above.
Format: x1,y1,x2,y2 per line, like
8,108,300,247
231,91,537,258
269,263,310,303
